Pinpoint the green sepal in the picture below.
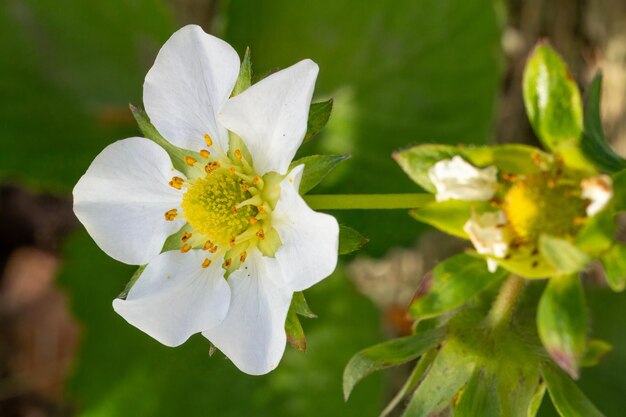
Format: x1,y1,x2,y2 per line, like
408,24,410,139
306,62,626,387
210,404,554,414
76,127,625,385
537,274,587,379
580,339,612,367
291,154,350,195
581,72,626,173
342,327,445,400
601,243,626,291
522,42,592,171
541,364,605,417
403,336,475,417
539,235,590,275
612,169,626,212
118,265,146,300
292,291,317,318
409,200,490,239
338,225,369,255
394,144,553,192
285,298,306,352
161,223,193,253
232,47,252,96
527,382,547,417
454,368,500,417
129,104,201,178
575,210,614,256
304,99,333,143
410,254,507,319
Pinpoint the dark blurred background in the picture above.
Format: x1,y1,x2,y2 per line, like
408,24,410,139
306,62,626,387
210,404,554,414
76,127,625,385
1,0,625,416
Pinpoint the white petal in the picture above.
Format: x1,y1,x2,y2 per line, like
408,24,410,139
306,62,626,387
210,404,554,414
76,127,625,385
463,210,510,268
203,249,291,375
272,165,339,292
581,175,613,216
73,138,185,265
113,250,231,347
218,59,319,175
428,156,498,202
144,24,240,152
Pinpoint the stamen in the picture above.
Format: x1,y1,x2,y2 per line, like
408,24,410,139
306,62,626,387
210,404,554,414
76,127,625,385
252,176,261,185
229,167,236,175
229,236,236,248
180,243,192,253
203,240,214,251
181,231,192,242
240,251,248,263
223,258,232,269
168,176,184,190
249,217,258,225
199,149,210,159
256,229,265,240
242,183,250,192
204,134,213,147
234,149,243,159
184,156,197,167
205,162,220,173
236,195,263,210
201,258,212,268
209,246,218,253
164,209,178,221
231,206,238,213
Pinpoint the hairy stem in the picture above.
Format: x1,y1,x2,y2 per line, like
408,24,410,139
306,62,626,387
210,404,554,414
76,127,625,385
487,275,526,330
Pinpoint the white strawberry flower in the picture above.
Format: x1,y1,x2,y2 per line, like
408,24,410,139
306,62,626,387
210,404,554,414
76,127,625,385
73,25,339,375
581,175,613,217
463,210,509,273
428,156,498,202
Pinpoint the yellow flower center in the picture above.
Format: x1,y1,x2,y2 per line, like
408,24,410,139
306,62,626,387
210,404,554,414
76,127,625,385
181,173,257,247
503,174,585,243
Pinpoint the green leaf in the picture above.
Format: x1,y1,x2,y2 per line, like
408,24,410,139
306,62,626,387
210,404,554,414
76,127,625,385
454,368,500,417
304,99,333,143
409,200,488,239
575,210,614,256
338,225,369,255
491,244,555,279
541,364,605,417
581,72,626,173
522,41,591,171
285,299,306,352
291,154,350,195
394,144,553,192
580,339,612,367
410,254,507,319
233,47,252,96
130,104,201,178
292,291,317,318
403,336,475,417
539,235,590,275
343,327,445,400
601,243,626,292
537,274,587,378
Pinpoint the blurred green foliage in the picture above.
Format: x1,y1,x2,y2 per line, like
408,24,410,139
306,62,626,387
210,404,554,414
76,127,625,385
2,0,624,415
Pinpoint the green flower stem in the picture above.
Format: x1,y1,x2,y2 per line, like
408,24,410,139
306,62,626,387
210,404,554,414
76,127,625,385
303,193,434,210
487,275,526,330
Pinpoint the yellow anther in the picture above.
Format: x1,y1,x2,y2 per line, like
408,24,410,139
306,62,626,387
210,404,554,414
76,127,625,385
252,176,261,185
231,206,238,213
256,229,265,240
205,161,220,173
223,258,232,268
180,243,192,253
184,156,197,167
249,217,258,225
164,209,178,221
229,236,236,248
242,183,250,192
201,258,212,268
209,246,218,253
229,167,236,175
204,134,213,147
240,251,248,263
203,240,214,251
168,176,184,190
181,231,192,242
199,149,210,159
234,149,243,159
573,217,585,226
258,205,265,213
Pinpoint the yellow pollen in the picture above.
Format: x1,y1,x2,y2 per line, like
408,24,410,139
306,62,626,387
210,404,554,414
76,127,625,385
181,243,192,253
234,149,243,159
200,149,210,159
203,240,214,251
204,134,213,147
169,176,184,190
240,251,248,263
201,258,211,268
205,162,220,174
164,209,178,221
184,156,197,167
209,246,218,253
181,231,192,242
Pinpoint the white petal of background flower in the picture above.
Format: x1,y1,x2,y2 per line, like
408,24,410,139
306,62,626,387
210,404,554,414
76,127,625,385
203,248,291,375
463,210,509,273
73,138,185,265
113,250,231,347
218,59,319,175
273,165,339,292
581,175,613,217
144,24,240,152
428,156,498,202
